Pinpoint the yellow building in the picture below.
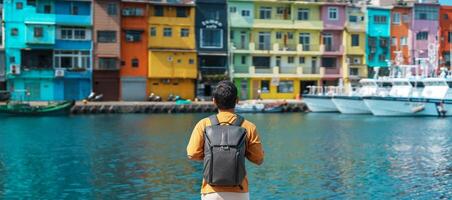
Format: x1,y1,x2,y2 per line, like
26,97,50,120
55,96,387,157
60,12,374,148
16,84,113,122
148,1,197,100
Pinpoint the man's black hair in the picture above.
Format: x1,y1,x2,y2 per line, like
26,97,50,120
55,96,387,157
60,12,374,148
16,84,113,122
213,80,238,110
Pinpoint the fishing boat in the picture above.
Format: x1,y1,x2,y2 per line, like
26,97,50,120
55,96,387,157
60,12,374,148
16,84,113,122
303,86,339,112
332,79,380,114
363,78,440,116
0,100,75,116
235,101,285,113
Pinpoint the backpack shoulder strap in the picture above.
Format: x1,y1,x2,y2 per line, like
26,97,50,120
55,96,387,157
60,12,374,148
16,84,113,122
232,115,245,127
208,115,220,126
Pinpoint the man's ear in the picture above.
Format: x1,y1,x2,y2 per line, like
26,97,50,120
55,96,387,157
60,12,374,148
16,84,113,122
212,98,216,105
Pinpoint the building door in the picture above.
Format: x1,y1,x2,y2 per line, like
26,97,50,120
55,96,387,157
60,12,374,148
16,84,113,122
258,32,271,50
240,80,248,100
240,32,247,49
24,81,40,101
299,33,310,51
252,80,260,99
300,81,317,95
311,57,317,74
323,33,333,51
64,79,79,100
276,56,281,67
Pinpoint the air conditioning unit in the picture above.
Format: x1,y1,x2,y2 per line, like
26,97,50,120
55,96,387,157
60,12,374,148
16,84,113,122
55,68,65,77
9,64,20,75
353,58,361,64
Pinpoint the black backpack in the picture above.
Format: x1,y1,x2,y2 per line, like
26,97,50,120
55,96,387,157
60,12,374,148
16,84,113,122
203,114,247,187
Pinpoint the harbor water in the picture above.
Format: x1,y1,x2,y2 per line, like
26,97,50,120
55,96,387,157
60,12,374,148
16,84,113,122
0,113,451,199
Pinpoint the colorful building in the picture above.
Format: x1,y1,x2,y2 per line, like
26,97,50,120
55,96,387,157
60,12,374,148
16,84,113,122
229,0,326,100
344,5,367,86
0,2,5,91
366,7,391,77
390,4,412,65
93,0,121,101
148,1,197,100
195,0,228,99
120,0,148,101
412,3,440,74
320,2,346,86
4,0,92,101
440,6,452,69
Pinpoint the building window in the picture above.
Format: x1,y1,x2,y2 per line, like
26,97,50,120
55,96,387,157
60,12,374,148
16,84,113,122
322,57,336,68
328,7,338,20
34,27,43,38
163,28,172,37
44,5,51,13
189,59,195,64
181,28,189,37
97,31,116,43
230,7,237,13
288,56,294,64
299,57,305,64
349,15,358,22
261,80,270,93
259,7,272,19
351,34,359,47
287,32,293,40
241,10,250,17
277,81,294,93
107,3,118,16
122,8,144,16
27,0,36,6
276,32,282,39
392,12,400,24
241,56,246,65
150,27,157,37
415,6,438,21
60,27,89,40
444,14,449,20
98,58,117,70
391,37,397,46
449,32,452,43
401,37,408,45
374,15,387,24
125,30,142,42
11,28,18,36
297,8,309,20
230,30,234,40
299,33,310,50
131,58,139,68
379,54,386,62
71,5,79,15
176,7,188,18
201,29,223,48
154,6,164,16
416,32,428,40
54,50,90,69
16,2,23,9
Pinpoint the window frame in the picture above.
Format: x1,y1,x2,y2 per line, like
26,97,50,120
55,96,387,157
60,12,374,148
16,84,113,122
107,3,118,16
351,34,360,47
97,31,117,43
328,7,338,20
200,28,223,49
163,27,172,37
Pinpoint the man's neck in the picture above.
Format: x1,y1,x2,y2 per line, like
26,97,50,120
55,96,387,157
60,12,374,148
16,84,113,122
218,108,235,113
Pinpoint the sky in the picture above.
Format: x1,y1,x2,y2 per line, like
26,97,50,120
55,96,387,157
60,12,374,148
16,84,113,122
440,0,452,5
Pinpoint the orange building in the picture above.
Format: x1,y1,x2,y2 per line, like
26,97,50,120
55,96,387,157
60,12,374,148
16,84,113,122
440,6,452,70
120,1,149,101
390,6,412,65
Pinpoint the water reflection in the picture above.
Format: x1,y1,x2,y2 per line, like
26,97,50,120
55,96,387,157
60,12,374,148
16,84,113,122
0,114,450,199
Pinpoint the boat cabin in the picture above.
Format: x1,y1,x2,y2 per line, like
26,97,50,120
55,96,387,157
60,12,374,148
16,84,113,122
358,79,379,97
389,79,412,97
422,78,449,99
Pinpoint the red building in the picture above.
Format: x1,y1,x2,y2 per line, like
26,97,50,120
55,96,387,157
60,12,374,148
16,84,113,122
390,5,412,65
440,6,452,69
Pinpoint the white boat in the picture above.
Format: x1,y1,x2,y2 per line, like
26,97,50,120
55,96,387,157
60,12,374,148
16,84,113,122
332,79,379,114
363,78,439,116
303,86,339,112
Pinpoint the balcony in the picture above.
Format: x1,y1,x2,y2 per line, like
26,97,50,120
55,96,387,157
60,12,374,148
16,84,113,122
321,45,344,56
232,66,324,78
345,22,365,32
274,43,297,52
24,13,56,24
294,20,323,30
253,19,293,29
55,14,91,26
200,65,228,74
323,67,342,78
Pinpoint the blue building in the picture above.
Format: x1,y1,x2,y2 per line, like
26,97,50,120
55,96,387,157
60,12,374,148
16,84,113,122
195,0,228,98
366,7,391,77
4,0,92,101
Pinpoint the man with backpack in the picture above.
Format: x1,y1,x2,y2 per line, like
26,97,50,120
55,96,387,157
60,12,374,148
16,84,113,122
187,80,264,200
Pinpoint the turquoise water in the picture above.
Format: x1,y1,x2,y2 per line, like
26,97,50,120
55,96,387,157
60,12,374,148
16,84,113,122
0,113,451,199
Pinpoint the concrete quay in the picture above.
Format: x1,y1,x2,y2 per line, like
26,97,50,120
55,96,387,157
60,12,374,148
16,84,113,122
70,100,308,114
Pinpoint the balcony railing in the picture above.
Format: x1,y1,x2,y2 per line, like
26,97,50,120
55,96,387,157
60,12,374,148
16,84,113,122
301,44,320,52
279,66,297,74
257,43,271,51
233,66,325,77
303,67,320,74
275,43,297,52
255,67,273,74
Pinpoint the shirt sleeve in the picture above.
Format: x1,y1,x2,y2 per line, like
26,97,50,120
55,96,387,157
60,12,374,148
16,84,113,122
187,120,205,161
246,125,264,165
